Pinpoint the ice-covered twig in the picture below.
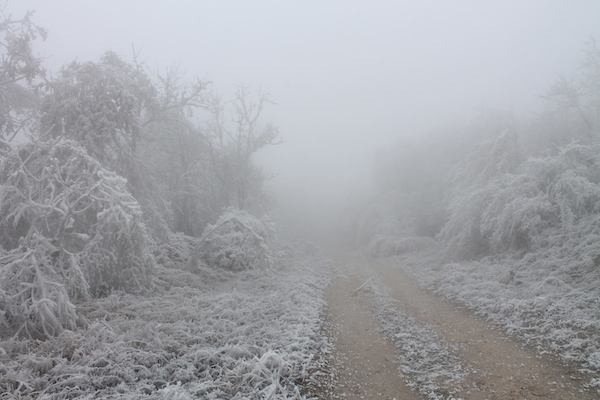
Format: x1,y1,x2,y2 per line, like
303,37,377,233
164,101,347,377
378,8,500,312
352,277,373,295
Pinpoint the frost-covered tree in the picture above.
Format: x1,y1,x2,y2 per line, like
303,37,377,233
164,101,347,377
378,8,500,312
0,8,45,145
138,70,212,236
40,52,156,179
543,40,600,141
205,88,279,212
0,139,154,338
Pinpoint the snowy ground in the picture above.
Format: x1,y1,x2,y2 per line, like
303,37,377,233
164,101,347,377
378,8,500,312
388,247,600,389
365,278,466,400
0,244,330,399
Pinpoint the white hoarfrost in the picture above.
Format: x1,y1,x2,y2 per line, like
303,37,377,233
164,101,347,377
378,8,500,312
366,278,465,400
392,247,600,386
368,143,600,385
0,139,154,339
193,209,273,272
0,242,330,399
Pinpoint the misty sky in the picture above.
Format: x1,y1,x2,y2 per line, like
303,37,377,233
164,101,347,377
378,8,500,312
12,0,600,231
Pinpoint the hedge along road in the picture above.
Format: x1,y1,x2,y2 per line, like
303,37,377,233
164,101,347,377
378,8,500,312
323,254,598,400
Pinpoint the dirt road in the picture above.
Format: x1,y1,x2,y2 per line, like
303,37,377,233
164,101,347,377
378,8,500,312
324,255,598,399
325,268,421,400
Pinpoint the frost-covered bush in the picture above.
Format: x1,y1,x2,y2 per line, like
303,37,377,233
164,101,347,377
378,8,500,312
0,235,81,339
192,209,272,271
452,130,521,188
438,187,492,259
440,174,553,258
479,174,553,253
0,139,154,338
531,145,600,225
441,143,600,259
154,232,197,270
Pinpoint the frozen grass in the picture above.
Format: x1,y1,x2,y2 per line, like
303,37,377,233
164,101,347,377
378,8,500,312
0,243,330,399
365,278,465,400
390,242,600,384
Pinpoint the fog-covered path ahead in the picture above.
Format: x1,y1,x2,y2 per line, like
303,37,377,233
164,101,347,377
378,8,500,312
324,255,598,399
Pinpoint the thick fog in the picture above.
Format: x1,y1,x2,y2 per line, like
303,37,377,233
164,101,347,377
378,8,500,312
5,2,600,398
12,0,600,239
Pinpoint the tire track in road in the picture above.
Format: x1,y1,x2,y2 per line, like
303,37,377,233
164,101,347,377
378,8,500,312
324,263,421,399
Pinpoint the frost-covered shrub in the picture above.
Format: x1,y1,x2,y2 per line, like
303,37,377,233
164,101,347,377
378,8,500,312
441,179,547,259
479,174,553,252
530,145,600,227
441,143,600,259
0,139,154,337
154,232,197,270
453,130,521,188
0,235,81,339
438,187,491,259
192,209,272,271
